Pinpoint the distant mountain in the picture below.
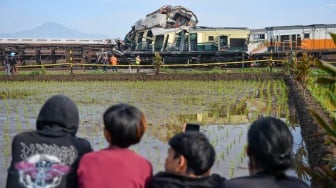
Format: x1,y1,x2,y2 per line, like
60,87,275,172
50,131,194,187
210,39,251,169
0,22,108,39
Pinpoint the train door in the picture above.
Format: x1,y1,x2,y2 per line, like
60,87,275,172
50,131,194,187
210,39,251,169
175,31,184,51
154,35,164,51
163,34,169,51
291,34,297,49
183,34,189,51
219,35,228,50
136,32,144,50
189,33,197,51
0,48,3,62
280,35,290,51
146,31,153,50
297,34,302,48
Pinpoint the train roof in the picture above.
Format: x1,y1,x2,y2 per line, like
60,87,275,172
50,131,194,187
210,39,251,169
265,24,336,30
161,26,250,33
0,38,116,44
193,26,250,30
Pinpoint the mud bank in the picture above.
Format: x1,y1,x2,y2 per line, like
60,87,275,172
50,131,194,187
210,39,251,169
285,77,335,187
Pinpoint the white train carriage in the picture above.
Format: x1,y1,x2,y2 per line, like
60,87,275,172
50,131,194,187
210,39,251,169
248,24,336,59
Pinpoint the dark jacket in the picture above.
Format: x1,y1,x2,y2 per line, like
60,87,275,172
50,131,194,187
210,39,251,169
149,172,225,188
6,95,93,188
224,172,309,188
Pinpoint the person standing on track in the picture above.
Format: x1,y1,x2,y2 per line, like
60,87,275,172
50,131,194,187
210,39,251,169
110,54,118,72
135,55,141,74
3,56,11,75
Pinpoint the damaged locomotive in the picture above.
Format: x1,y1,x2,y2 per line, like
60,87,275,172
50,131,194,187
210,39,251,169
120,5,249,65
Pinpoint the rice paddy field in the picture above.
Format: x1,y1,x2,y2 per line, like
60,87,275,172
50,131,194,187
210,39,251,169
0,79,305,186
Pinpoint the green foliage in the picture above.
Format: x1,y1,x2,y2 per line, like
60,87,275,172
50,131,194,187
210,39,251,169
29,66,47,76
306,32,336,187
291,52,315,91
310,109,336,143
331,32,336,44
152,52,163,74
153,52,163,65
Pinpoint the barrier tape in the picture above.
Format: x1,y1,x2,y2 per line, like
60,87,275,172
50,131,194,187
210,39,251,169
16,59,285,69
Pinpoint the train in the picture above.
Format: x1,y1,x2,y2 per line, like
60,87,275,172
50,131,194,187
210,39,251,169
248,24,336,60
0,5,335,67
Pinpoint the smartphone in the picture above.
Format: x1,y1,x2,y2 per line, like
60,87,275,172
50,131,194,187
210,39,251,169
185,123,200,132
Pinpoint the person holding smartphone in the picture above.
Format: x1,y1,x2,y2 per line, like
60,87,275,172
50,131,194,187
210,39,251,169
148,130,225,188
184,123,200,132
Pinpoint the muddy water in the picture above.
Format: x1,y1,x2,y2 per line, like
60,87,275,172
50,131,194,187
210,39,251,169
0,80,305,186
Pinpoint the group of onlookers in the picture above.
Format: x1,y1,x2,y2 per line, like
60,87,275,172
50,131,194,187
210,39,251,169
3,55,18,75
6,94,309,188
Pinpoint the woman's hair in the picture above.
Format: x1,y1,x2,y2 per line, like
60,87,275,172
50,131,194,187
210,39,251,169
103,103,146,148
248,116,293,173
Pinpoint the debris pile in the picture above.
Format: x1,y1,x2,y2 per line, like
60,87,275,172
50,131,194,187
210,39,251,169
125,5,198,43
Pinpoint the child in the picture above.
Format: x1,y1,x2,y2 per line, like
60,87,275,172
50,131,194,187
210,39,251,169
77,103,152,188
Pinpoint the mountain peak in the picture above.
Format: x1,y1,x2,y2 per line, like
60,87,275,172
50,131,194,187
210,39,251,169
0,22,108,39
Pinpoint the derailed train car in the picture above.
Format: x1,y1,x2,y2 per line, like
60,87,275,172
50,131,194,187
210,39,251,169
248,24,336,60
121,5,249,65
122,26,250,64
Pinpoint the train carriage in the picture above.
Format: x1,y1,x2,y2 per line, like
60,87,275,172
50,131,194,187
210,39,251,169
121,26,250,65
1,5,335,67
248,24,336,60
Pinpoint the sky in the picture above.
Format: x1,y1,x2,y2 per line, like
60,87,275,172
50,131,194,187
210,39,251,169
1,0,336,39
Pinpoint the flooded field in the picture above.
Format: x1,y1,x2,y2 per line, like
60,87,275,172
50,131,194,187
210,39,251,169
0,80,304,185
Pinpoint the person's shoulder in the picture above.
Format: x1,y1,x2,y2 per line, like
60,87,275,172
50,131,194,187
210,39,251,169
225,175,267,188
80,149,104,161
284,176,309,187
74,136,91,145
153,172,180,178
126,149,152,166
70,136,93,153
12,130,36,142
209,173,226,184
225,175,255,184
149,172,185,188
225,175,309,188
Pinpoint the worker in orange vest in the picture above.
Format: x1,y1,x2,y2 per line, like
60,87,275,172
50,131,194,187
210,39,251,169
110,55,118,72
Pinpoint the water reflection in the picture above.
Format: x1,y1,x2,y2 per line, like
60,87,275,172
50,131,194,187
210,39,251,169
173,97,289,126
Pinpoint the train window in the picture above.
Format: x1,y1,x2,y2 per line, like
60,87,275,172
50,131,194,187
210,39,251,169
280,35,289,42
208,36,214,41
304,33,310,39
253,34,265,40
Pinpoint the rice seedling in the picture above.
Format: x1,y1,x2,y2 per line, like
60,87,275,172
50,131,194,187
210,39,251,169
0,79,296,179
